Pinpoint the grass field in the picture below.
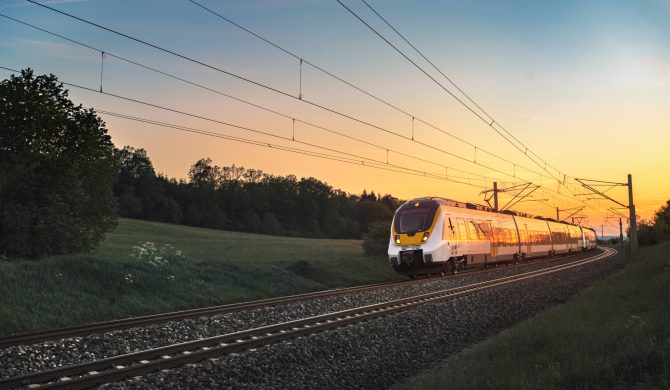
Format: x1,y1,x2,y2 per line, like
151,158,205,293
394,242,670,390
0,219,401,335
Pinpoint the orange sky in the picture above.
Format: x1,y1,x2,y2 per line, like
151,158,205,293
2,0,668,236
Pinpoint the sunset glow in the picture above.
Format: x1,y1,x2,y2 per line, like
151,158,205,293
2,0,668,236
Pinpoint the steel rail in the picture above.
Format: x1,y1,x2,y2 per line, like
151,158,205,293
0,250,594,349
0,248,615,389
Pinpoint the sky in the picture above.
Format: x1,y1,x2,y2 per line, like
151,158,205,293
1,0,669,236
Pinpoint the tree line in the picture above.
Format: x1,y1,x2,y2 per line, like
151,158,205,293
115,146,402,240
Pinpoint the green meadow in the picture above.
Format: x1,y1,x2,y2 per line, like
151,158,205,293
395,242,670,390
0,219,400,335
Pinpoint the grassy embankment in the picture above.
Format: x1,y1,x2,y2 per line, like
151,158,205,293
0,218,400,335
395,242,670,390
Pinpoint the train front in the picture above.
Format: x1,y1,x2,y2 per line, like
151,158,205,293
387,198,446,276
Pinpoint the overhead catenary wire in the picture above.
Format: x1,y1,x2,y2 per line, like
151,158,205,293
0,12,502,183
98,110,482,186
8,3,600,219
22,1,557,187
0,65,486,188
186,0,558,186
337,0,572,187
0,61,594,220
337,0,603,217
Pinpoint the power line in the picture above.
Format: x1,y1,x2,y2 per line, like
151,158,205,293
342,0,606,219
186,0,556,185
185,0,600,218
9,3,599,219
0,62,598,221
338,0,569,186
0,12,502,183
0,65,487,188
22,1,556,186
97,110,482,186
359,0,494,125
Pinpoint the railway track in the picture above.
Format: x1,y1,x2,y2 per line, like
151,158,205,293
0,249,595,350
0,247,615,389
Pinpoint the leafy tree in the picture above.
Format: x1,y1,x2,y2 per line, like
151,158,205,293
188,158,221,190
0,69,118,258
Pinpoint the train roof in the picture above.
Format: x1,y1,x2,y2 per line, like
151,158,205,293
409,196,592,230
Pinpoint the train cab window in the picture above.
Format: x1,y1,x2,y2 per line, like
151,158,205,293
394,203,438,234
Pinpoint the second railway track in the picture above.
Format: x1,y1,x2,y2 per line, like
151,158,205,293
0,247,616,389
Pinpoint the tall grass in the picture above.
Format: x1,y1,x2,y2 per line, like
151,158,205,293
0,219,400,335
394,243,670,390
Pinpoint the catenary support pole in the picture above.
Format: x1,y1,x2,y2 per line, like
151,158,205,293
619,217,623,249
493,182,498,211
628,174,638,258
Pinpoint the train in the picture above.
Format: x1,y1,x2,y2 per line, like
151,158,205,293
387,197,597,276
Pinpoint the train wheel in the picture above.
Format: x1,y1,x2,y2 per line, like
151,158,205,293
447,259,457,275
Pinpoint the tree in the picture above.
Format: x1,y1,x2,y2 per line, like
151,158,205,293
0,69,118,258
188,158,221,190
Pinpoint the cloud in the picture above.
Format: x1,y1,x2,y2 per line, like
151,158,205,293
1,0,92,9
8,37,97,62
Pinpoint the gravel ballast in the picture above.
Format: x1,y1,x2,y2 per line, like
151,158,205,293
106,250,627,389
0,250,624,384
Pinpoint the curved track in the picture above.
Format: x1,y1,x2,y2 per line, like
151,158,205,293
0,248,616,389
0,250,599,349
0,250,595,349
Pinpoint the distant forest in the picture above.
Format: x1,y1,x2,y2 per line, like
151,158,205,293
115,146,404,239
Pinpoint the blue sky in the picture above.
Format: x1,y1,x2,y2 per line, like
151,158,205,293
1,0,669,234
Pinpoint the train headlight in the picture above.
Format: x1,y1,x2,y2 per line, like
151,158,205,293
394,235,401,245
422,231,430,242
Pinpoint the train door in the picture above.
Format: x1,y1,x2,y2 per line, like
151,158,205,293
456,218,468,256
522,223,530,255
489,220,498,258
443,215,458,256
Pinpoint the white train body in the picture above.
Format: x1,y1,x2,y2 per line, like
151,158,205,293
388,197,597,276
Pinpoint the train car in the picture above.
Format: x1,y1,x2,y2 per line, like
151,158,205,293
582,226,597,249
388,196,597,276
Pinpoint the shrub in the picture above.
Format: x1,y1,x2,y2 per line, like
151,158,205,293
363,220,391,255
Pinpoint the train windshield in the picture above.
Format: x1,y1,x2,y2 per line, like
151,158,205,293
394,205,437,233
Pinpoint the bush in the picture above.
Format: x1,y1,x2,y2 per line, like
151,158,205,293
363,220,391,255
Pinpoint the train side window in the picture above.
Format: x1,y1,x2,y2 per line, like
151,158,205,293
467,219,478,240
475,219,490,239
456,218,468,240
